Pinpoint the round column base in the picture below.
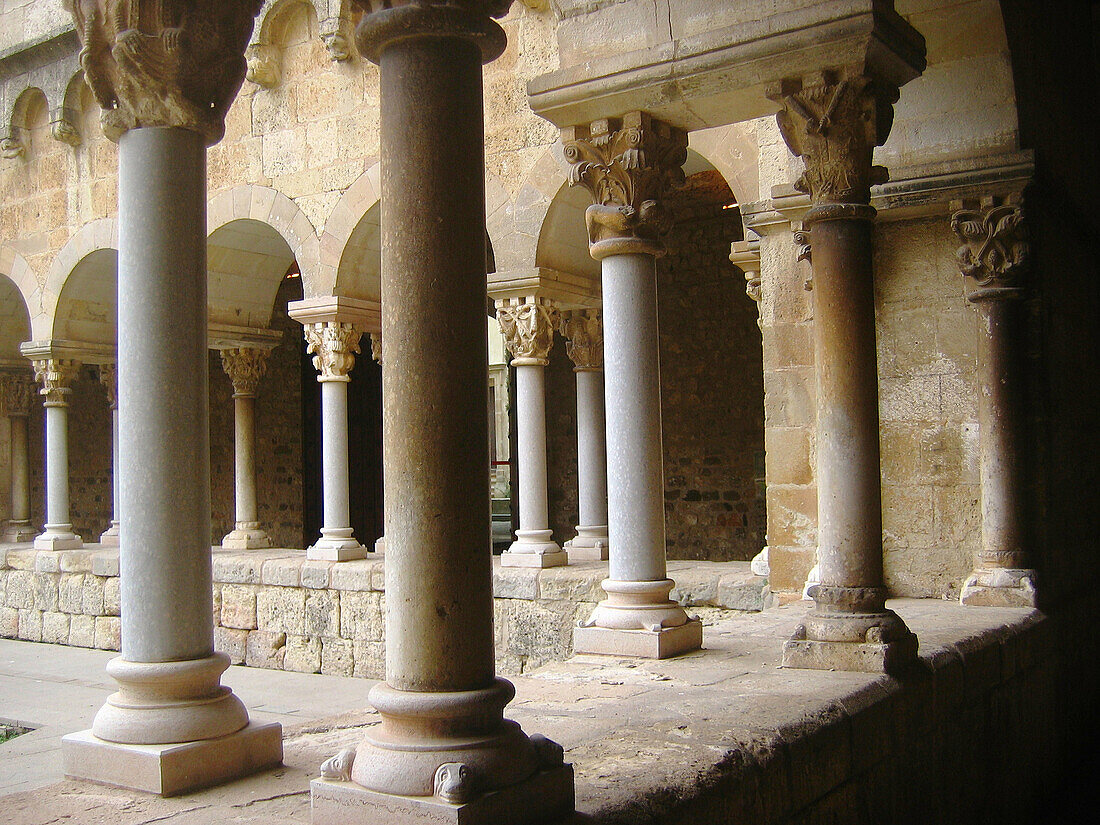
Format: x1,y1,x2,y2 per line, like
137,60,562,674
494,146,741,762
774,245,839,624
221,524,272,550
99,522,121,547
581,578,691,632
92,653,250,745
563,526,608,561
502,531,566,568
34,524,83,551
308,528,368,561
3,521,37,543
960,568,1037,607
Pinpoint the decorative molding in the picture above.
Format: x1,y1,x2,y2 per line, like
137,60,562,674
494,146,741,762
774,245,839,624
0,128,25,159
0,372,36,417
557,308,602,371
950,195,1028,297
63,0,262,144
729,240,761,306
319,15,355,62
220,347,270,397
98,362,118,409
50,105,82,146
562,111,687,252
496,297,558,365
771,71,897,205
245,42,280,88
32,358,80,406
305,322,363,381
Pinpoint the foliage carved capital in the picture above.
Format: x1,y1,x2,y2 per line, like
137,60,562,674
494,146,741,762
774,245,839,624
220,347,270,397
0,372,36,417
558,308,603,371
305,322,363,381
950,195,1028,298
496,298,558,366
33,359,81,406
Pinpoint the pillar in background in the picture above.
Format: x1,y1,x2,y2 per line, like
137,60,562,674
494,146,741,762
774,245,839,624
0,371,36,542
60,0,280,796
951,195,1037,607
369,330,386,556
219,347,273,550
31,358,83,551
558,308,609,561
310,2,573,821
497,296,567,568
563,112,702,659
98,364,120,546
772,70,917,674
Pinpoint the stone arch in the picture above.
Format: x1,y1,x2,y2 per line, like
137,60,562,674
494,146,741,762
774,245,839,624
499,145,570,274
687,122,760,207
51,248,119,346
2,86,49,160
207,184,322,304
0,249,35,363
51,70,87,147
319,162,379,298
248,0,357,87
39,219,118,342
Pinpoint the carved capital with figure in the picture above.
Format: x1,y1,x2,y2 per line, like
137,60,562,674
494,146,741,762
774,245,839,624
950,195,1028,300
771,70,898,205
563,111,687,258
558,308,603,371
496,298,558,366
220,347,270,397
99,363,118,410
33,359,81,406
63,0,263,144
0,372,36,417
304,322,363,381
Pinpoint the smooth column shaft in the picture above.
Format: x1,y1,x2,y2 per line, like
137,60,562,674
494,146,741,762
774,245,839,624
44,404,71,529
380,37,494,692
603,252,667,583
234,395,258,525
118,127,212,663
516,364,550,533
321,379,351,531
10,415,30,522
111,406,120,525
811,217,883,589
576,368,607,530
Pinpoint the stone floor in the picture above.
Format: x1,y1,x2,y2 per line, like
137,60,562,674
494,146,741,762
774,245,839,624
0,599,1049,824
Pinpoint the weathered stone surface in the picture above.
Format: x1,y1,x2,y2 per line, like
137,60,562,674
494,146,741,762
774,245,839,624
58,574,84,614
245,629,287,669
305,590,340,638
100,577,118,616
68,614,96,648
18,609,42,641
256,586,306,635
352,639,385,680
220,584,258,630
5,571,34,609
283,635,321,673
213,552,265,585
329,560,381,592
338,590,382,642
94,616,120,650
214,626,249,665
0,606,19,638
320,637,354,677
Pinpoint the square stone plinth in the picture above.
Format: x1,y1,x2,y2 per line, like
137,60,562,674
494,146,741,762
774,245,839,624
573,619,703,659
500,551,569,569
783,634,919,675
62,721,283,796
308,543,369,562
562,544,607,562
34,534,83,551
311,764,575,825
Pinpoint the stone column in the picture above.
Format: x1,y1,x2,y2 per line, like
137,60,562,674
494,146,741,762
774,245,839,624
563,112,702,659
772,71,917,673
369,331,386,556
311,2,573,821
951,195,1037,607
304,322,368,561
219,347,273,550
496,296,566,567
98,364,120,546
558,308,609,561
32,358,83,551
0,372,36,542
60,0,280,796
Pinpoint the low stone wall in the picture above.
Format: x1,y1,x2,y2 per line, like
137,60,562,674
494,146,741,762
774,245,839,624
0,545,767,678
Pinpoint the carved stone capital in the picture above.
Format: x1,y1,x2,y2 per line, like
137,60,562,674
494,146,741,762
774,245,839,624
319,16,355,61
352,1,512,64
950,195,1028,299
369,332,383,366
496,298,558,366
51,106,83,147
0,372,36,417
245,42,280,88
558,308,603,371
220,347,270,397
771,71,897,205
562,111,687,258
99,363,118,409
1,131,25,159
729,240,762,306
63,0,263,145
304,322,363,381
33,359,81,406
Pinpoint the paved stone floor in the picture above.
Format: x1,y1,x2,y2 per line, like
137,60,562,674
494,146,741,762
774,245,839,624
0,599,1042,824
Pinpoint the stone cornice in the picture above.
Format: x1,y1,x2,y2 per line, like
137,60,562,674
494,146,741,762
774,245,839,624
487,267,599,310
287,296,381,333
19,339,115,366
207,324,283,352
0,27,79,80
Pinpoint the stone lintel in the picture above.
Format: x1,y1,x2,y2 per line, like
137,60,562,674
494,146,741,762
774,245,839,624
488,267,599,311
19,339,114,366
311,763,575,825
527,2,924,131
573,619,703,660
288,296,382,332
62,721,283,797
783,634,919,675
207,324,283,353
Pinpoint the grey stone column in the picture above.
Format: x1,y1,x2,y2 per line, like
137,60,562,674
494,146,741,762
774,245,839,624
772,71,917,674
219,347,273,550
951,195,1037,607
0,372,36,542
563,113,702,659
304,321,367,561
497,297,566,567
369,331,387,556
98,364,120,546
311,2,573,821
559,308,609,561
32,359,83,551
60,1,279,796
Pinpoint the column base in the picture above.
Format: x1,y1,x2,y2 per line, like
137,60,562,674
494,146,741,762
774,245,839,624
62,720,283,797
3,522,36,543
374,536,386,555
750,546,770,578
960,568,1037,607
311,763,574,825
502,531,566,568
573,619,702,659
221,524,272,550
783,633,919,674
34,526,83,551
308,528,368,561
563,526,608,561
99,522,120,547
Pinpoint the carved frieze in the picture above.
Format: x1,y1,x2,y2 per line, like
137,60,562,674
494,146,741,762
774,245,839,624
63,0,263,144
771,71,897,205
304,322,363,380
950,195,1028,295
562,111,687,252
496,298,558,365
32,359,81,406
220,347,270,397
0,372,36,417
558,308,603,371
